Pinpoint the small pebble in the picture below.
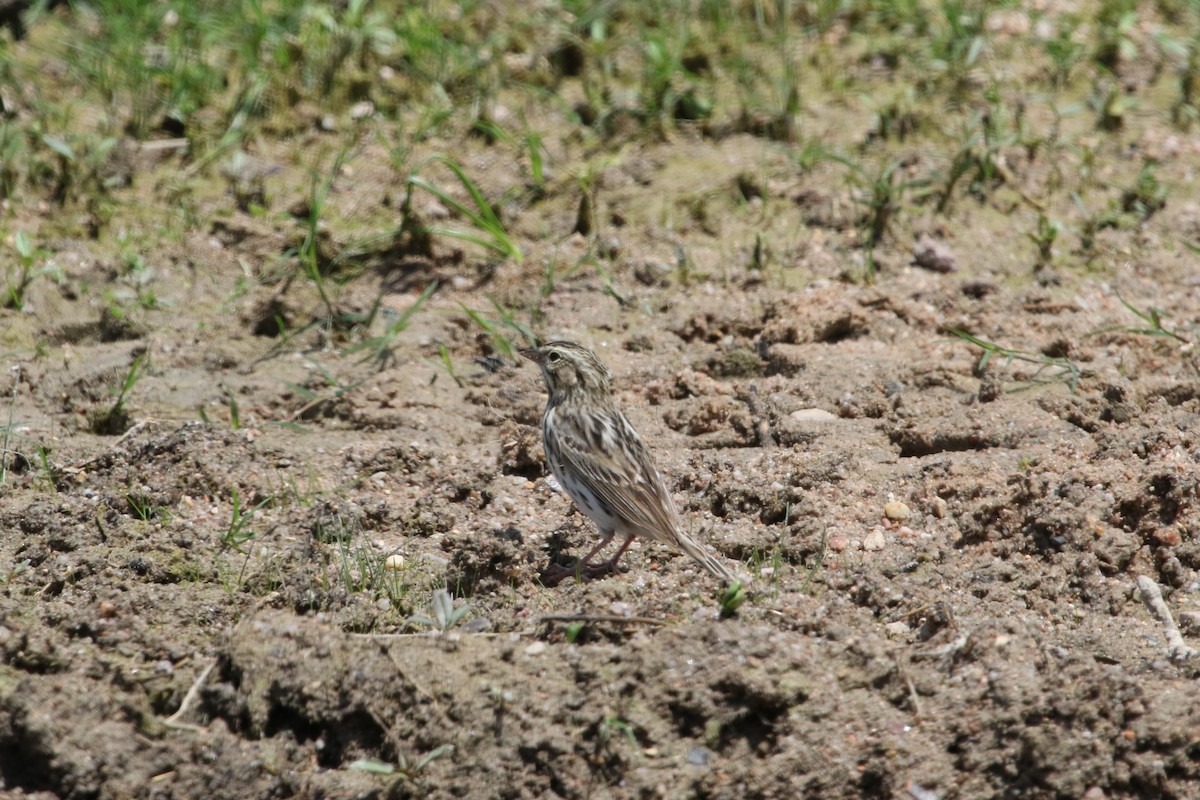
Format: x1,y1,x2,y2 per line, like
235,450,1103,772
790,408,837,423
1177,611,1200,637
884,621,909,638
884,501,911,522
384,554,405,571
863,529,886,551
913,235,958,272
609,602,632,617
1153,528,1182,547
524,641,548,656
686,747,711,766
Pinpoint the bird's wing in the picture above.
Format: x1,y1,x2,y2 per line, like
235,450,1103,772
547,408,680,540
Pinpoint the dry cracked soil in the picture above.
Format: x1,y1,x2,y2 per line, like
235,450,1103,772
2,5,1200,800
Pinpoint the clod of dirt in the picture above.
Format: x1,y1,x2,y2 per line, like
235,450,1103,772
497,422,544,478
98,306,146,342
705,346,764,378
245,294,295,337
443,525,532,596
912,235,958,273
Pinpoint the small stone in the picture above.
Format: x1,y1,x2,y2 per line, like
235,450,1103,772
913,235,958,273
884,501,912,521
609,602,632,617
962,279,998,298
1178,611,1200,637
384,554,405,571
1153,528,1182,547
931,497,949,519
884,621,909,638
524,641,548,656
98,600,118,618
863,529,886,551
632,259,671,286
790,408,838,423
828,535,849,552
686,746,711,766
423,200,450,220
1083,787,1107,800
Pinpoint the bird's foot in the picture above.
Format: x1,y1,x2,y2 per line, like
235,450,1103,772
540,559,619,587
539,562,578,587
583,560,618,579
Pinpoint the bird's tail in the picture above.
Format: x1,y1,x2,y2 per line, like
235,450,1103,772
675,530,736,583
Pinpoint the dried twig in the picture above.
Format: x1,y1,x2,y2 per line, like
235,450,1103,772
163,658,217,731
911,632,972,662
539,614,665,626
1137,575,1197,661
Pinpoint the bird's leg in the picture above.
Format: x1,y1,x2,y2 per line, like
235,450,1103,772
584,535,635,578
577,530,614,569
541,529,613,586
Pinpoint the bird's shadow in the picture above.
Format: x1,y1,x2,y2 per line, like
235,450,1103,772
539,527,620,587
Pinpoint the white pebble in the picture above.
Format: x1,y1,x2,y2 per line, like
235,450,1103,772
863,529,886,551
790,408,837,422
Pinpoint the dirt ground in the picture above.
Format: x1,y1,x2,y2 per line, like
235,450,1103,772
2,3,1200,800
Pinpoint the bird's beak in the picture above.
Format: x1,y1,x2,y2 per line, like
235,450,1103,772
519,347,542,364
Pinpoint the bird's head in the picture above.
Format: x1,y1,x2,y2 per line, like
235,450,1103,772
520,340,613,400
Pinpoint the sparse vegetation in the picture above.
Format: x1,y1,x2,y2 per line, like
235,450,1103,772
4,231,60,310
947,327,1082,393
404,155,523,263
719,579,746,618
91,352,146,435
350,744,455,784
220,485,270,550
344,280,438,368
408,588,472,632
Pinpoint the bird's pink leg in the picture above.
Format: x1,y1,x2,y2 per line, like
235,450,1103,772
577,530,615,568
584,535,635,578
541,530,613,586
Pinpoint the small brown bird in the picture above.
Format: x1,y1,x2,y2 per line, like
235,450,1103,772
521,340,735,585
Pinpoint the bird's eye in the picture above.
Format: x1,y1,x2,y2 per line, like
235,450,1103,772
547,351,561,363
